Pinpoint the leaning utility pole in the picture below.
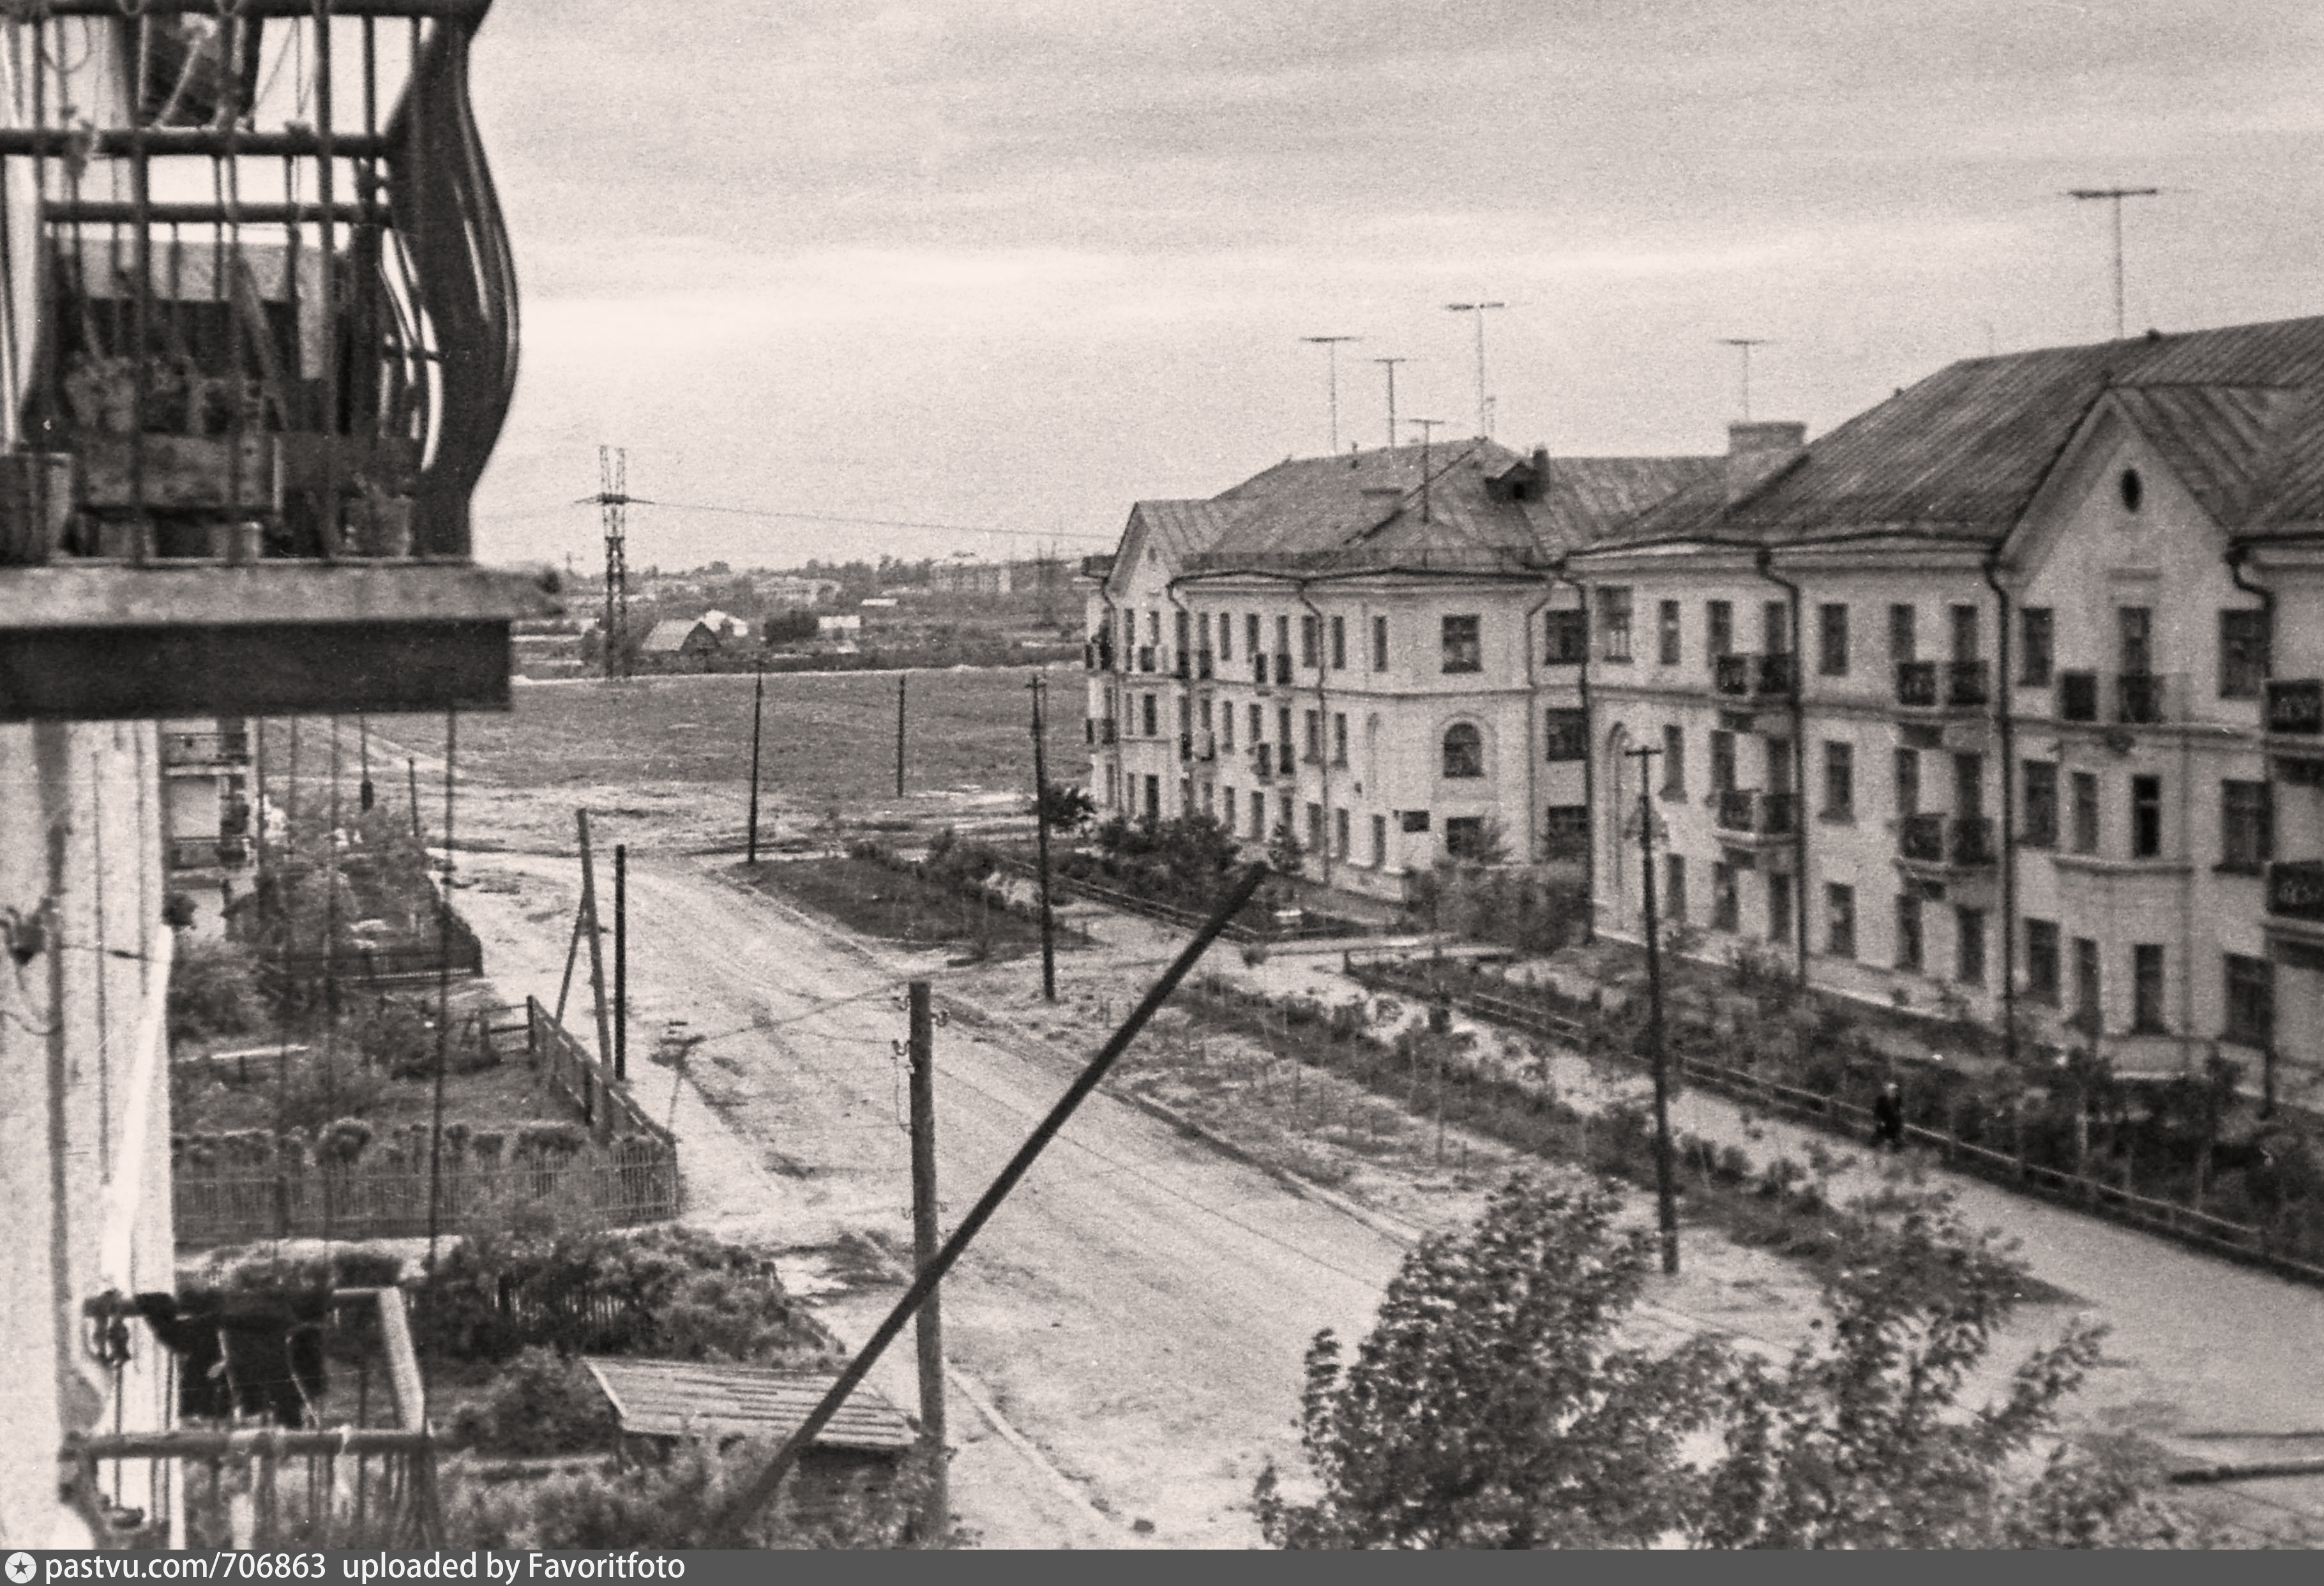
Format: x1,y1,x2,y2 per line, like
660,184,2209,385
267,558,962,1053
2067,186,2160,340
906,981,948,1539
1029,673,1057,1002
746,667,766,865
1622,744,1680,1276
577,810,614,1071
614,843,628,1081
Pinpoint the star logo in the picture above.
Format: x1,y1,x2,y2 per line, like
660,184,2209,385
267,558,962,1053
5,1550,37,1585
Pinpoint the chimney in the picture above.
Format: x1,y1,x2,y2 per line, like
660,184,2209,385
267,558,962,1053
1726,420,1806,505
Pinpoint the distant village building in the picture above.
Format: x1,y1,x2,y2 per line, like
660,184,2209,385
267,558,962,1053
817,614,863,635
640,617,721,670
760,575,841,608
932,559,1013,596
696,609,753,642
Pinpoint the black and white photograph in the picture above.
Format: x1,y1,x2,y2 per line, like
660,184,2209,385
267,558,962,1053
6,0,2324,1554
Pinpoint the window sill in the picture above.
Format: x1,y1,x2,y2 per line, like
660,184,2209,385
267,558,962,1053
1819,809,1856,826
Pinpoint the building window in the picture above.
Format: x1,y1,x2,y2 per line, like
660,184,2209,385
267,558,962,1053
1442,723,1485,779
2221,608,2270,699
1303,710,1322,763
1332,712,1349,766
1441,614,1483,673
1657,600,1682,665
1818,603,1849,676
1199,697,1214,732
1246,613,1262,658
2222,779,2272,872
1712,862,1739,931
1894,746,1920,817
2131,774,2162,859
2071,771,2099,854
2224,954,2274,1047
1371,813,1387,867
1661,725,1686,799
2026,919,2060,1006
1896,894,1924,972
1664,854,1687,923
2118,605,2153,677
1710,729,1737,794
1142,693,1158,737
1402,810,1431,833
1279,707,1294,756
1149,610,1163,644
1545,608,1587,663
1250,790,1265,840
1956,906,1987,986
1226,782,1241,829
1544,805,1589,861
2073,937,2101,1032
1221,708,1237,752
1218,615,1233,661
1307,800,1325,855
1953,750,1984,817
2020,607,2054,688
1888,603,1916,663
2023,759,2058,847
1949,603,1980,663
1822,741,1854,821
1371,615,1389,671
1445,815,1488,859
1301,615,1320,668
2132,944,2167,1033
1598,587,1634,662
1707,599,1733,658
1145,774,1161,820
1825,883,1856,959
1331,616,1347,670
1332,805,1350,858
1544,709,1587,762
1768,874,1793,946
1763,600,1791,655
1201,782,1214,815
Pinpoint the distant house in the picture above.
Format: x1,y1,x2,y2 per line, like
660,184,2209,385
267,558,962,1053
816,614,862,635
697,609,754,642
761,577,841,609
859,597,899,610
640,618,719,671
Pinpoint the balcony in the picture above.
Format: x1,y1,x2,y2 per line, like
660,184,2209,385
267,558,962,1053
1947,660,1991,707
2058,670,2099,723
160,727,250,767
2268,860,2324,923
1195,649,1215,681
2267,679,2323,735
1894,660,1938,708
1713,653,1791,699
1274,654,1292,686
1950,815,1997,867
1136,646,1156,673
1899,812,1945,862
1096,719,1119,746
1716,789,1797,838
2117,671,2164,725
1252,654,1270,686
166,835,248,870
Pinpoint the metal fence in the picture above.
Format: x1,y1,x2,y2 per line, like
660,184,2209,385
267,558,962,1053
174,1149,679,1247
1342,952,2324,1288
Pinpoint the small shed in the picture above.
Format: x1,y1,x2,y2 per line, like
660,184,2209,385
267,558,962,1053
583,1357,916,1523
638,618,718,671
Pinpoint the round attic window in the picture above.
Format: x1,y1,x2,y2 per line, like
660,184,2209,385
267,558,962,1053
2119,468,2143,512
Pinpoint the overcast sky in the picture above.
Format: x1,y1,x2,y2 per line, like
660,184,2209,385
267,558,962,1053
465,1,2324,573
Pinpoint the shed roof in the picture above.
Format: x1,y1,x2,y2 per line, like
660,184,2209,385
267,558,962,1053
639,618,707,653
583,1357,914,1453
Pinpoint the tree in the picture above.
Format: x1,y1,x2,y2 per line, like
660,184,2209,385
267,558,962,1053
1029,779,1097,835
1255,1177,1726,1548
1266,820,1307,880
1258,1176,2188,1550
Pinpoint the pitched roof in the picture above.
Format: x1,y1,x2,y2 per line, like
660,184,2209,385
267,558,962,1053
584,1357,913,1453
640,617,708,652
1187,441,1717,576
1603,315,2324,551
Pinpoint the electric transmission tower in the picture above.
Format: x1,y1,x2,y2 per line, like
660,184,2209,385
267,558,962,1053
595,446,633,679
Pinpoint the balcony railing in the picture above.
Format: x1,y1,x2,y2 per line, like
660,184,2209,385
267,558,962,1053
1947,660,1991,707
2268,859,2324,923
167,835,250,871
160,729,250,767
1196,649,1216,681
1714,789,1797,836
1950,815,1996,866
2267,679,2323,734
1895,660,1938,707
2058,670,2099,722
2117,671,2164,725
1899,812,1945,862
1758,651,1795,695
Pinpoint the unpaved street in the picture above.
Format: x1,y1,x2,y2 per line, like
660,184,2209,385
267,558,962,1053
454,846,1406,1547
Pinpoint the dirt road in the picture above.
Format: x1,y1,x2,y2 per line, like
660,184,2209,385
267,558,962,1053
454,848,1407,1548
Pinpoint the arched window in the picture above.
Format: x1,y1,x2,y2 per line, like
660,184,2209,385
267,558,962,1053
1442,722,1484,779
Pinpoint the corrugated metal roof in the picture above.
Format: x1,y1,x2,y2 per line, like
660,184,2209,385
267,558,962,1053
584,1357,914,1453
1601,315,2324,551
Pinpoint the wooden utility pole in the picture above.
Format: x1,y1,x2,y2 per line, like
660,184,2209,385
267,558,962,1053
1029,674,1056,1001
746,667,765,865
407,757,421,844
895,673,908,797
907,981,948,1538
614,843,628,1080
1623,744,1680,1275
577,811,614,1071
358,714,374,812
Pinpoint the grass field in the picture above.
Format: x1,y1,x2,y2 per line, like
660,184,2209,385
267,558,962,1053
270,665,1091,841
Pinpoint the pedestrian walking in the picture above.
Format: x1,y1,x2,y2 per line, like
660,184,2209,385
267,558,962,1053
1873,1081,1905,1153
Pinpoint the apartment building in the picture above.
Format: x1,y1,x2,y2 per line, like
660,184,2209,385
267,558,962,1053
1083,441,1713,901
157,718,254,937
1573,317,2324,1101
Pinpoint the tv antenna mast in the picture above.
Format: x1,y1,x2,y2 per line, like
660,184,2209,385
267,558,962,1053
2066,186,2161,340
594,447,635,679
1718,338,1771,421
1444,300,1505,439
1373,356,1407,451
1405,417,1445,522
1300,335,1362,454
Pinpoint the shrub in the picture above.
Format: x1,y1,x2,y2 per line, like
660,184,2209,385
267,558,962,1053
169,938,267,1043
449,1347,615,1456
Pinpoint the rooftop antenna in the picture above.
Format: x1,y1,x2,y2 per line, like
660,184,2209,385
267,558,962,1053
2066,186,2161,340
1717,338,1770,421
1372,356,1407,452
1405,418,1445,523
1444,300,1505,439
1299,335,1362,454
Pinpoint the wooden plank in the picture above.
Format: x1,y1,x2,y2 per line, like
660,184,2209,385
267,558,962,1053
77,435,278,510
